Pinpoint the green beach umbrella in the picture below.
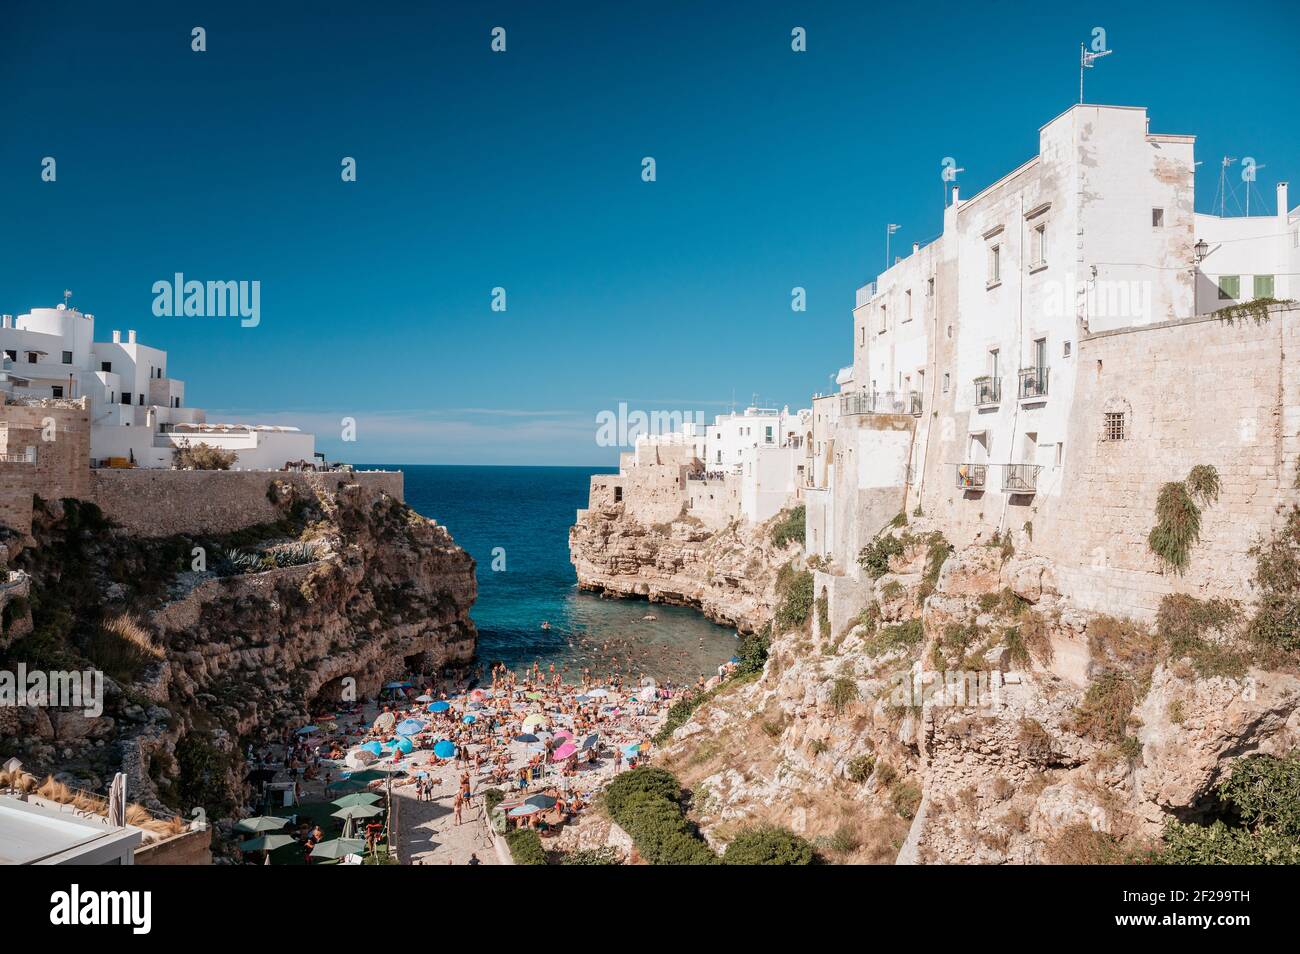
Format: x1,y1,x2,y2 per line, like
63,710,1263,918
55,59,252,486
235,815,288,834
332,792,382,809
326,778,365,793
332,804,383,821
343,769,386,784
239,833,296,852
309,837,367,860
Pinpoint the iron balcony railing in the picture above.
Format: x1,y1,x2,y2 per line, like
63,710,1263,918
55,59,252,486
973,377,1002,407
1001,463,1040,494
839,390,908,416
956,463,986,491
1018,366,1050,400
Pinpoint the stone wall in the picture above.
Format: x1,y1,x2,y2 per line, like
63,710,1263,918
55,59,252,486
1036,306,1300,617
0,397,92,534
0,461,36,535
92,469,404,537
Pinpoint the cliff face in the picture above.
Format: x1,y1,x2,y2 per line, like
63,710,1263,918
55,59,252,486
656,518,1300,864
569,504,798,634
0,478,476,818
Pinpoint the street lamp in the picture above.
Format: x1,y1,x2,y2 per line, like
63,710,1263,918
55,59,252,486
1193,239,1208,264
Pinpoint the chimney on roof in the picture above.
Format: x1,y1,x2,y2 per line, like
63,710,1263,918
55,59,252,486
912,242,920,255
127,330,137,344
112,330,121,343
1,315,10,329
1278,182,1290,219
951,186,960,206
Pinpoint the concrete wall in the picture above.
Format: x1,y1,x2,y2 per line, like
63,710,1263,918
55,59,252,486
92,469,404,537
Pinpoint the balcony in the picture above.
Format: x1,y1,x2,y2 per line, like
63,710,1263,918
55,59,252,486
1018,366,1050,401
908,391,923,416
956,463,986,491
1001,464,1040,494
840,390,907,416
973,377,1001,407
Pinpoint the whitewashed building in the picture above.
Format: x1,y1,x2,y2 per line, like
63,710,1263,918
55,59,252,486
1194,182,1298,313
0,304,315,469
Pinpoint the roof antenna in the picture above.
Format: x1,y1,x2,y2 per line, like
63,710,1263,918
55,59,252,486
63,289,73,308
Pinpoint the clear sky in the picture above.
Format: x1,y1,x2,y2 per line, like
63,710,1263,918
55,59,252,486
3,1,1297,465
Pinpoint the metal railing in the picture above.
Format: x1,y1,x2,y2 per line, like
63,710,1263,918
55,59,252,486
840,390,908,416
908,391,923,416
0,447,35,464
956,463,986,491
973,377,1001,407
1018,366,1050,400
1001,464,1040,494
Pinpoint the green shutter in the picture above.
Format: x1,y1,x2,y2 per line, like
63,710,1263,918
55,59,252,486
1218,275,1240,300
1254,274,1275,299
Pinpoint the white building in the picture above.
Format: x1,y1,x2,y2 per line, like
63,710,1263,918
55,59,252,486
1,303,315,469
1194,181,1298,313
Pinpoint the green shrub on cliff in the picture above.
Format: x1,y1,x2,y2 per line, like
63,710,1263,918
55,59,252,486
770,506,805,549
722,826,818,865
604,768,716,865
774,563,814,632
504,828,547,865
1147,464,1220,574
859,533,904,579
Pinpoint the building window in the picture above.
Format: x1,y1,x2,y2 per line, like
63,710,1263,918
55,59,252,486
1055,442,1064,466
101,361,112,373
174,396,181,408
51,386,63,398
613,486,622,503
61,350,73,364
1031,224,1046,267
3,349,14,362
1218,275,1240,300
879,304,887,333
988,245,1002,286
26,351,38,363
1152,208,1164,228
1104,412,1126,442
1254,275,1275,299
927,277,935,297
764,426,773,444
1063,341,1072,358
120,392,130,405
905,289,912,321
942,372,950,393
137,394,144,406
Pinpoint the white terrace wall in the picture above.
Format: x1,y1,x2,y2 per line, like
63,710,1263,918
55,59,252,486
92,469,404,537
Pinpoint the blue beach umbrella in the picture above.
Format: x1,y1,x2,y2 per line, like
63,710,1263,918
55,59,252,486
508,804,541,817
385,737,414,754
395,719,426,736
462,714,477,725
433,740,456,759
384,681,412,689
513,734,539,744
428,701,451,714
296,725,319,735
361,741,384,756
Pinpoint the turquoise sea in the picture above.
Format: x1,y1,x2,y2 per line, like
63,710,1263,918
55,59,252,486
367,465,740,686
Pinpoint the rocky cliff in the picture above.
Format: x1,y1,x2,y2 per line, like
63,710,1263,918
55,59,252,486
569,505,800,634
655,516,1300,864
0,477,476,821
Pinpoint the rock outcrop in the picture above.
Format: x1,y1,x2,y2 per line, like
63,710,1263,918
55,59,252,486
0,479,476,817
655,517,1300,864
569,506,799,634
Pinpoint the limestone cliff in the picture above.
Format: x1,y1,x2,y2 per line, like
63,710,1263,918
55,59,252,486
569,504,800,634
0,477,476,821
656,517,1300,864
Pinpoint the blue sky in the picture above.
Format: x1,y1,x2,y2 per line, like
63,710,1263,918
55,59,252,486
3,1,1297,464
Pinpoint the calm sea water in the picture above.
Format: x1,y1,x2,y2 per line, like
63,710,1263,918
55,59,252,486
364,465,740,685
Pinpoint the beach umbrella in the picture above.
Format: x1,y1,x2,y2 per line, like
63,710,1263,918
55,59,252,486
239,833,296,852
372,712,396,732
344,749,378,769
554,729,573,742
384,681,412,689
345,769,386,784
296,725,320,735
415,694,434,702
332,792,382,808
235,815,288,834
638,686,656,702
461,714,477,725
361,740,385,756
551,743,577,762
326,778,364,793
574,694,591,703
332,804,383,821
522,713,548,730
728,655,741,664
508,804,541,817
579,734,599,751
384,737,414,755
525,794,558,809
310,837,367,861
433,740,457,759
623,743,641,756
428,701,451,714
395,718,426,736
526,691,544,701
587,688,609,698
513,733,539,744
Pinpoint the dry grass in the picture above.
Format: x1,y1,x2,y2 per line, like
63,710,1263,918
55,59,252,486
103,613,165,659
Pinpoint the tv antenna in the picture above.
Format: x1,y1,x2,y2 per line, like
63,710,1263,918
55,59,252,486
1079,43,1112,103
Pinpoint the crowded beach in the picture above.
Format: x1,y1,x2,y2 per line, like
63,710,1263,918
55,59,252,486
235,656,739,864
